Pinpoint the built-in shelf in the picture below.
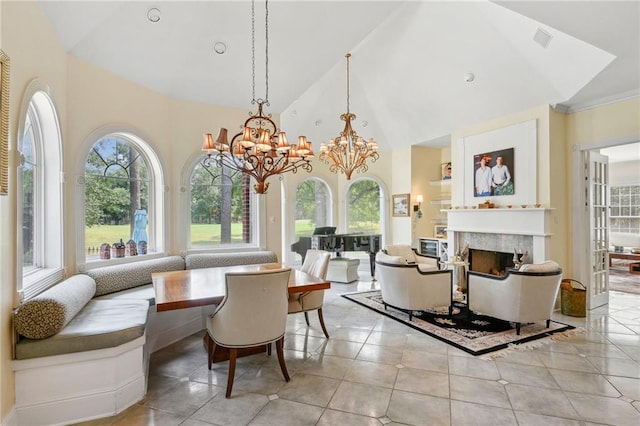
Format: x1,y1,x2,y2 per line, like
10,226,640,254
430,199,451,205
430,179,452,187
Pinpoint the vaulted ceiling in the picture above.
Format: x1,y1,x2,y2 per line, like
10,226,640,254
37,1,640,151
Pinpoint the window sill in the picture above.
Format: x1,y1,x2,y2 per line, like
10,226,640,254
21,267,65,301
80,252,167,272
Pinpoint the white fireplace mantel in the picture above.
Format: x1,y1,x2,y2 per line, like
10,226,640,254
445,208,553,236
445,208,554,263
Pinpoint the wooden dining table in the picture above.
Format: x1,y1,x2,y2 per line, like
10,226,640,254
151,263,331,312
152,263,331,363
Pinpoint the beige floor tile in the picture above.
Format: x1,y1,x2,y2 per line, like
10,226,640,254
366,330,409,347
190,392,269,425
504,383,579,419
277,372,340,406
450,375,511,409
401,350,449,373
588,356,640,378
449,356,500,380
387,390,450,426
394,367,450,398
140,380,219,417
513,411,582,426
357,342,404,365
315,338,364,358
537,351,600,373
329,326,372,343
316,409,381,426
248,398,324,426
328,381,392,417
496,362,560,389
565,391,640,425
605,375,640,400
344,359,399,388
299,353,354,379
450,400,517,426
547,369,621,397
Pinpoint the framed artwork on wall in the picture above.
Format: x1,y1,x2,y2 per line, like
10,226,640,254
458,120,536,207
441,162,452,180
434,225,447,238
0,49,9,196
392,193,410,217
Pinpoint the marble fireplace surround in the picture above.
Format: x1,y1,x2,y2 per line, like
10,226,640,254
446,208,553,264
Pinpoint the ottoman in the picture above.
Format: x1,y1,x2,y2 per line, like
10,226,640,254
326,258,360,283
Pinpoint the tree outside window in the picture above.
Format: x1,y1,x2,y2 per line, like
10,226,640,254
347,179,381,234
84,137,149,255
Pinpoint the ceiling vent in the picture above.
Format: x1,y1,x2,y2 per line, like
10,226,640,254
533,28,553,49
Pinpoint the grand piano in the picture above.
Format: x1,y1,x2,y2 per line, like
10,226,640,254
291,227,382,277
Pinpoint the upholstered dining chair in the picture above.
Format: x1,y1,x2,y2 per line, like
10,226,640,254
288,249,331,338
206,267,292,398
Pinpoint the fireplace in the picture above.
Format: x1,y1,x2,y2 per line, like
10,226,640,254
446,208,552,266
469,249,515,276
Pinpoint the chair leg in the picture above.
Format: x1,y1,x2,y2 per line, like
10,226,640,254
317,308,330,339
267,342,272,356
546,319,551,328
304,311,310,326
516,323,521,335
205,333,214,370
225,348,237,398
409,312,413,321
275,337,290,382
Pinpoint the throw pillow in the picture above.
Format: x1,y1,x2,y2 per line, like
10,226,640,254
14,275,96,339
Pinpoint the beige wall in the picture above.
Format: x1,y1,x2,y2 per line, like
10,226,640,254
411,145,445,246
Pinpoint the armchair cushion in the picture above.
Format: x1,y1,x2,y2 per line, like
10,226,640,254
384,245,416,263
376,252,408,265
519,260,561,273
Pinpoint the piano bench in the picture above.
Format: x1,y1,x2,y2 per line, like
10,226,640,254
326,258,360,283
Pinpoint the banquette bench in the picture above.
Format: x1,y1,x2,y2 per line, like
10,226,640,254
11,251,278,426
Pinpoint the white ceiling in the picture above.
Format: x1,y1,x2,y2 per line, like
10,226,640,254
37,0,640,152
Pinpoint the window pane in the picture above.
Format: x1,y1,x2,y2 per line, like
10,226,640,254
22,117,36,267
295,180,330,238
85,137,150,257
190,161,252,246
347,180,381,234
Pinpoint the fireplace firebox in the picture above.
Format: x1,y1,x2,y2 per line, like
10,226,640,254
469,249,515,276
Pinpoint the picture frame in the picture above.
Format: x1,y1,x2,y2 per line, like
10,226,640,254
434,225,447,238
457,120,536,207
472,147,515,198
441,162,452,180
392,193,410,217
0,49,9,196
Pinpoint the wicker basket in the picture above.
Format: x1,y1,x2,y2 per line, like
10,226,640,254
560,279,586,317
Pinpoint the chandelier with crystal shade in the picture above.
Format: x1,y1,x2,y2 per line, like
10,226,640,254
201,0,312,194
319,53,378,180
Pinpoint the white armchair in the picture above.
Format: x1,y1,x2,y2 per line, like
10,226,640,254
375,252,453,320
467,261,563,335
206,268,292,398
384,244,439,272
288,249,331,338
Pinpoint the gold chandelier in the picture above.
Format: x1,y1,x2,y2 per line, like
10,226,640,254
319,53,378,180
201,0,312,194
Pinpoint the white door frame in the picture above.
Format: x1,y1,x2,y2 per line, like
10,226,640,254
572,134,640,308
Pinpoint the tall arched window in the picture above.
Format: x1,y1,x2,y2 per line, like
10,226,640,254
295,178,331,238
347,178,382,234
17,88,64,299
81,133,164,265
189,160,255,247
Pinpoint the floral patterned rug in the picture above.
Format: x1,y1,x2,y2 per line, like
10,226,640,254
342,290,578,357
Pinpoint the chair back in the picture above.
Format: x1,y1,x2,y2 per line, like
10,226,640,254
209,268,291,348
300,250,331,279
384,245,416,264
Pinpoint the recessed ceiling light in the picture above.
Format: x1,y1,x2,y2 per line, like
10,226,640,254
464,73,475,83
147,8,161,23
214,42,227,55
533,28,553,49
315,120,322,126
361,121,368,128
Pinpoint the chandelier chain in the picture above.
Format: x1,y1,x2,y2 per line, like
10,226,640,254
251,0,256,103
346,53,350,114
264,0,269,104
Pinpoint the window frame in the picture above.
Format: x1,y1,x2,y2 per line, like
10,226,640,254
182,154,264,252
76,128,166,271
16,84,64,300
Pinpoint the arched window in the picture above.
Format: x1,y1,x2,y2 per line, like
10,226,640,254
346,178,382,234
84,135,153,260
81,132,164,266
189,160,256,247
17,88,64,299
295,178,331,239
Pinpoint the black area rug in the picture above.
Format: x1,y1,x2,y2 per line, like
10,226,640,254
342,290,579,357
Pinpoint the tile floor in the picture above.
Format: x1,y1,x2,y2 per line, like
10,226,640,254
78,277,640,426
